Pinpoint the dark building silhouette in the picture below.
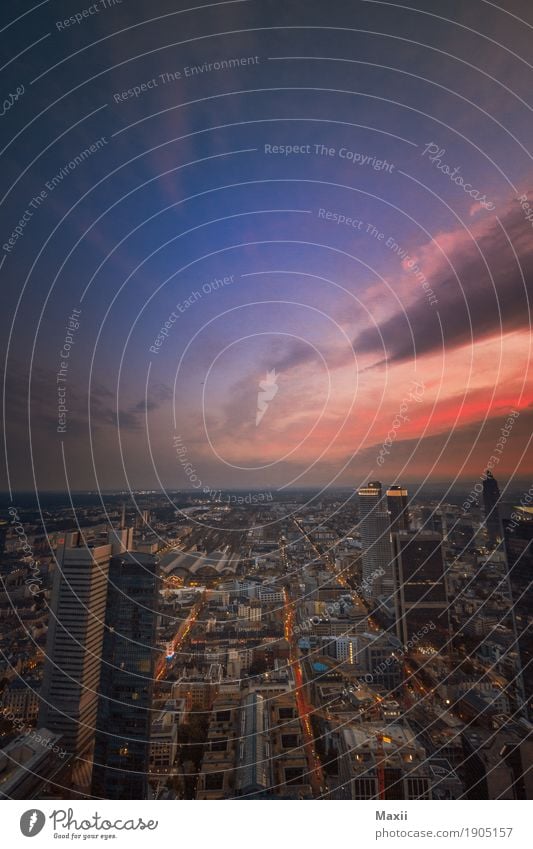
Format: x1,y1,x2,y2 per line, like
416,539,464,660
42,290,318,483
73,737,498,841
91,552,159,799
501,505,533,720
392,531,449,648
387,486,410,532
357,481,393,599
483,471,502,546
0,520,7,554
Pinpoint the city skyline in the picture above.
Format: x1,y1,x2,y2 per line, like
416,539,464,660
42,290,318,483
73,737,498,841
2,472,531,802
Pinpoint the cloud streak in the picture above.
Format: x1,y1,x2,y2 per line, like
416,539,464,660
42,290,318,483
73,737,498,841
354,194,533,364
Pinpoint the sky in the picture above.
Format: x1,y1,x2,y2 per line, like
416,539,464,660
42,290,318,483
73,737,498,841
1,0,532,495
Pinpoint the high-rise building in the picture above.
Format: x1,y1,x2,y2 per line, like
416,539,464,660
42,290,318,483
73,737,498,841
392,531,449,648
483,470,502,546
357,482,393,599
387,486,410,533
108,506,134,555
0,519,8,554
39,539,112,762
500,504,530,718
136,509,151,530
91,552,159,799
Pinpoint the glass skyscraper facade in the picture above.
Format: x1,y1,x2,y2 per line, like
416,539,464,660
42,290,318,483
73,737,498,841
91,552,159,799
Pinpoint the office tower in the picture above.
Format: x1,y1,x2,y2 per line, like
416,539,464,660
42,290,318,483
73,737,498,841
91,552,159,799
483,470,502,546
392,531,449,648
387,486,410,532
108,525,133,555
39,539,112,763
136,509,151,530
357,482,393,599
502,506,533,702
0,519,7,554
108,506,134,555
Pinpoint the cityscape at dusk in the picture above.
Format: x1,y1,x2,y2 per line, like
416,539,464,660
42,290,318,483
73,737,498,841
0,0,531,844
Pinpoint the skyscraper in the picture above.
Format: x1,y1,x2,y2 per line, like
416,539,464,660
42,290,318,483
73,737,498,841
108,504,134,555
499,504,529,717
392,531,449,648
483,470,502,546
357,481,393,599
387,485,410,533
0,519,8,554
39,538,112,772
91,552,159,799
